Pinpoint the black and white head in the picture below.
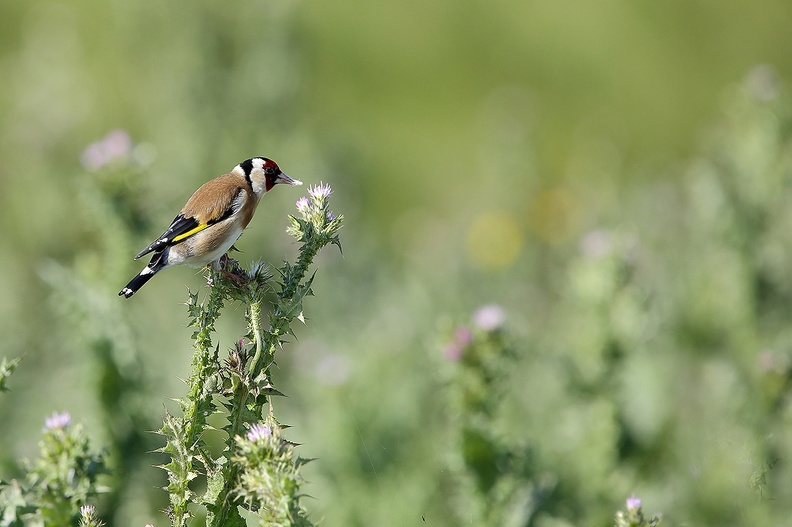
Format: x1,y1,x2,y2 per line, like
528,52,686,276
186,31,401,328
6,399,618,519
234,157,302,196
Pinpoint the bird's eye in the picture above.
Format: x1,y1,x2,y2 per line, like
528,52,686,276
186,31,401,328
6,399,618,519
264,166,277,176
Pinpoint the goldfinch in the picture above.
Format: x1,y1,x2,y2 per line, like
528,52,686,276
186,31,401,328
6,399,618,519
119,157,301,298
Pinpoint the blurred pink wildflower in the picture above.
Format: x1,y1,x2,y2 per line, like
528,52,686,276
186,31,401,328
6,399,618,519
473,304,506,332
80,129,132,170
444,325,473,361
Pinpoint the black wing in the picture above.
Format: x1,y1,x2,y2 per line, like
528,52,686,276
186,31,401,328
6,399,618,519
134,214,201,260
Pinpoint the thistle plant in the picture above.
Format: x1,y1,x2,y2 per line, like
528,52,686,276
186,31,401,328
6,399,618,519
443,306,550,527
158,182,342,527
0,411,109,526
614,495,661,527
232,419,313,527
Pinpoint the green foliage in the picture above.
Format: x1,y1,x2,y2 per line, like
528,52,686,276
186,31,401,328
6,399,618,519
4,2,792,526
442,308,551,527
34,136,163,526
0,413,108,527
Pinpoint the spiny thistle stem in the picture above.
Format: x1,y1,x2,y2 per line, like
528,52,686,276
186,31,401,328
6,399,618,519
162,280,226,526
158,182,341,527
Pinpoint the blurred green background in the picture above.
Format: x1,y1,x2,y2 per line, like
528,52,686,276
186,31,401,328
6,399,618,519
3,0,792,525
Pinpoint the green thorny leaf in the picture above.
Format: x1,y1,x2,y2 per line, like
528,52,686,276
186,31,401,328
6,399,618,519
0,479,32,526
156,409,200,525
159,184,341,527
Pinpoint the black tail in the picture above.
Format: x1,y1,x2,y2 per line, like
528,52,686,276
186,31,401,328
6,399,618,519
119,253,166,298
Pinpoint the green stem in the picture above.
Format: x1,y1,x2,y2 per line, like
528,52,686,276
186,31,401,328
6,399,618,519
281,239,318,300
211,294,267,526
246,299,265,375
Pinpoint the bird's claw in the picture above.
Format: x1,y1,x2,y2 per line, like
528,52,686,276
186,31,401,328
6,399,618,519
211,254,250,286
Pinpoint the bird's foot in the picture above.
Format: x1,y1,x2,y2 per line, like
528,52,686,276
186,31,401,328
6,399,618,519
212,254,250,286
216,267,250,286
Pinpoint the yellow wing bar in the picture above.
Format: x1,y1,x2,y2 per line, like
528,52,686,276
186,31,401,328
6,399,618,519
171,223,210,243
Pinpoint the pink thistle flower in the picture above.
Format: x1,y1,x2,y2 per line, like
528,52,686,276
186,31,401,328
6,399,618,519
296,196,312,213
308,182,332,200
444,344,463,361
246,423,272,442
473,304,506,331
44,411,71,430
453,326,473,346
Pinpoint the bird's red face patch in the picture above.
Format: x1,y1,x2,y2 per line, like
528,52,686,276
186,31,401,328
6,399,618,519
264,159,282,191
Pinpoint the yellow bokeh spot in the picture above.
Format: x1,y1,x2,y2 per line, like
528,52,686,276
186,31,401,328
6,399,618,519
466,211,523,271
527,187,580,244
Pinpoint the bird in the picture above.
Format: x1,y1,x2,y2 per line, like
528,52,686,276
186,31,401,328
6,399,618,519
119,157,301,298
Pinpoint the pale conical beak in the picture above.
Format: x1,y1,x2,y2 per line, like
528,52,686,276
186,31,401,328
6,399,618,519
277,173,302,186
